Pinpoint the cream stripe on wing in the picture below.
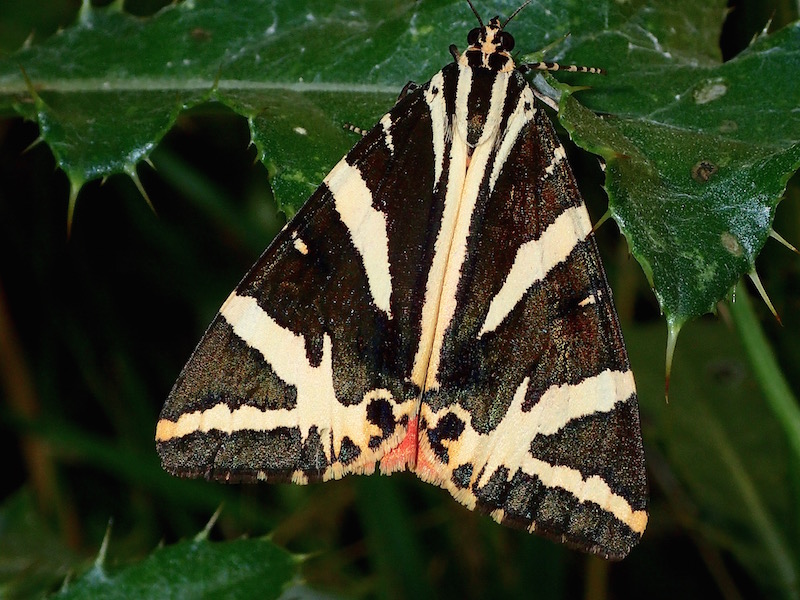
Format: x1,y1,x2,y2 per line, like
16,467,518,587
156,292,333,445
471,69,511,148
478,204,591,337
544,144,566,176
422,70,511,390
409,71,468,388
426,71,448,189
453,64,472,148
325,160,393,317
291,231,309,255
426,369,635,485
155,294,416,464
422,134,492,390
380,113,394,154
421,369,642,532
520,457,648,534
488,90,536,194
218,292,337,414
513,369,636,436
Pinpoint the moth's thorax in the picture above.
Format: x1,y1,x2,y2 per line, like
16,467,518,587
455,64,513,149
459,16,516,73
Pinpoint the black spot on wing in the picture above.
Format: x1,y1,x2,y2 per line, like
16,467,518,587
218,428,303,473
464,67,501,146
159,427,302,482
473,465,510,507
502,469,536,521
426,412,466,463
452,463,474,489
157,427,356,485
488,52,510,71
440,63,459,135
366,397,397,444
158,431,225,479
298,425,327,475
338,436,361,465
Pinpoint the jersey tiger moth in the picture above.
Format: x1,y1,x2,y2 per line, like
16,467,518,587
156,1,648,560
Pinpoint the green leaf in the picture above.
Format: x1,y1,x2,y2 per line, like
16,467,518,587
0,489,80,599
55,534,299,600
559,5,800,326
0,0,80,56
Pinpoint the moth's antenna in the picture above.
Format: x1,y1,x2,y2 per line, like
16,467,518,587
465,0,483,27
503,0,532,28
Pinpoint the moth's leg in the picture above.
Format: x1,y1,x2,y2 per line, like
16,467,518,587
518,61,605,75
343,80,422,137
398,81,421,101
343,123,370,137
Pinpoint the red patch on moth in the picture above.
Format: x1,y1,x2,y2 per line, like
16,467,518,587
379,417,419,474
410,444,441,484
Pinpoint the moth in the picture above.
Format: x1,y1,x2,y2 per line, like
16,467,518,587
156,1,648,559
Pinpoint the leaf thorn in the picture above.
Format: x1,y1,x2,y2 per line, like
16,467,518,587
592,209,611,234
665,318,683,402
22,136,45,154
79,0,94,25
22,31,35,50
769,228,799,255
94,518,113,570
747,270,781,326
195,504,224,542
67,178,83,238
125,165,157,215
17,64,42,106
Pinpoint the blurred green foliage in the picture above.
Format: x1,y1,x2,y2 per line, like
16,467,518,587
1,1,799,599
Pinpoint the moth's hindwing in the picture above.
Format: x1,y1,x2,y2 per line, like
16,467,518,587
157,12,648,560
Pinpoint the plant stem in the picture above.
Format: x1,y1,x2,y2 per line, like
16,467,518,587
730,282,800,461
731,280,800,578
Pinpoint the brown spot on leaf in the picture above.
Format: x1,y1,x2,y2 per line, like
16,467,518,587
721,232,743,256
692,160,718,183
191,28,212,42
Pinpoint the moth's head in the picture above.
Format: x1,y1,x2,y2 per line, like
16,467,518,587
461,1,530,73
462,17,516,72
